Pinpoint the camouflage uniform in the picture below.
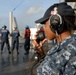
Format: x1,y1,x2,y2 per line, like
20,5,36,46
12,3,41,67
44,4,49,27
37,34,76,75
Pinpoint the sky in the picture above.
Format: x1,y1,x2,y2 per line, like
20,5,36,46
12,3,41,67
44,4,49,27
0,0,59,30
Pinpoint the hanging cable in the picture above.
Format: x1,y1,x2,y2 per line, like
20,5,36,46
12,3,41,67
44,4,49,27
12,0,25,11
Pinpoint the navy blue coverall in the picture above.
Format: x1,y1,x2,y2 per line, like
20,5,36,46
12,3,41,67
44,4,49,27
11,30,20,54
24,37,30,54
1,29,11,54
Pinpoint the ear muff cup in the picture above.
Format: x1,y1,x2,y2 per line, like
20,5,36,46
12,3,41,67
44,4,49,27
49,14,64,34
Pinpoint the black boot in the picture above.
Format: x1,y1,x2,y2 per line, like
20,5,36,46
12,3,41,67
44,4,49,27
17,50,19,54
8,47,11,54
17,52,19,54
8,50,11,54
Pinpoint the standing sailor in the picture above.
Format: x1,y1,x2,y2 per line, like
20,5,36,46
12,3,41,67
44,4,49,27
1,25,11,54
11,27,20,54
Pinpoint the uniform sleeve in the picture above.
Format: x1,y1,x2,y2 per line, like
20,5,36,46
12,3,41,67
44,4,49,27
10,32,13,36
0,29,1,34
63,56,76,75
18,31,20,36
37,44,76,75
7,30,10,34
24,30,27,36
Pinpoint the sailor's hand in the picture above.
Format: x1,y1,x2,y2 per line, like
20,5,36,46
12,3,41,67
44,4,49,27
32,39,39,48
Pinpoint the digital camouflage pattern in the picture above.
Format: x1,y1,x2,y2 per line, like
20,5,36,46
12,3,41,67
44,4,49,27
37,34,76,75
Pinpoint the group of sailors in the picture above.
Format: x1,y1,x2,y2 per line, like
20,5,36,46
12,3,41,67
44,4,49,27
0,25,20,54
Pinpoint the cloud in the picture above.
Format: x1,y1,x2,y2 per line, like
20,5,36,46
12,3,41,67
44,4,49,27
26,6,42,15
14,6,43,30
